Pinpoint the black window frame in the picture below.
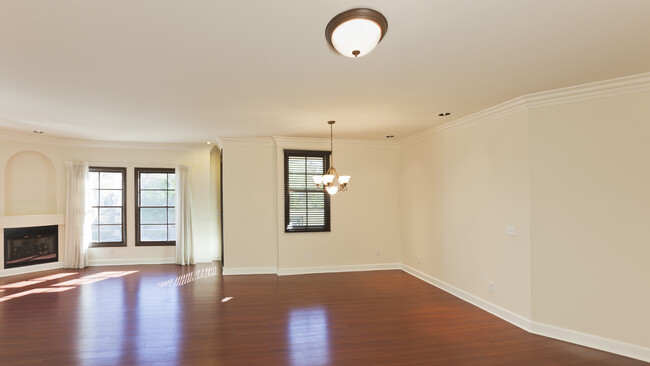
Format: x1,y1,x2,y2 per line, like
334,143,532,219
284,150,331,233
135,167,176,246
89,167,127,248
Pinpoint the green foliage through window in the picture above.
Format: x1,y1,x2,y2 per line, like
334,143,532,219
89,167,126,247
135,168,176,246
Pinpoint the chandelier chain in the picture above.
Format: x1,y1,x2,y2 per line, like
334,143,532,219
330,122,334,168
314,120,349,195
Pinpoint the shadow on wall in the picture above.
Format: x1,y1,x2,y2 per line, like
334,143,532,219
4,151,57,216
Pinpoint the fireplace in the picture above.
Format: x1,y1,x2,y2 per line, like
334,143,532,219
4,225,58,269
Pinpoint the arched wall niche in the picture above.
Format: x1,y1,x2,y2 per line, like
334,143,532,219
4,151,58,215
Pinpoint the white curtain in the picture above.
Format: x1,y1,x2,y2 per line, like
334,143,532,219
63,161,89,268
175,164,195,265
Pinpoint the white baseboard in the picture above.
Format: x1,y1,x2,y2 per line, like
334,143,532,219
529,321,650,363
222,267,278,275
278,263,401,276
400,264,650,363
0,261,64,278
87,258,175,266
400,264,532,332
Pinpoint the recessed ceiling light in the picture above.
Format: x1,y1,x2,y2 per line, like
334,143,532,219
206,141,212,145
33,130,44,134
438,112,451,117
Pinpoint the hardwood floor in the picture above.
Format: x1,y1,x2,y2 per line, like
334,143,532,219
0,264,646,366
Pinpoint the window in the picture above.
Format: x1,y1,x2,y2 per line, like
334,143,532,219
284,150,331,232
89,167,126,247
135,168,176,246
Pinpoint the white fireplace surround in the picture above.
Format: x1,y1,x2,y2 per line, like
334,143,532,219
0,214,65,277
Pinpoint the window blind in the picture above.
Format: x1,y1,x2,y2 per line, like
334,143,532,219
284,150,331,232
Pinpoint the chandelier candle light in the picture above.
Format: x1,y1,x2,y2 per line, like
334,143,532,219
313,121,350,195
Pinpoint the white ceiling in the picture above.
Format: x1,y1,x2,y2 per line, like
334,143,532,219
1,0,649,143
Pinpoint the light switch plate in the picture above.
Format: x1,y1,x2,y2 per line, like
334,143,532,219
506,225,516,236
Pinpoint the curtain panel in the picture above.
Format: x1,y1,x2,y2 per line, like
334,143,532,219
63,160,89,268
175,164,195,265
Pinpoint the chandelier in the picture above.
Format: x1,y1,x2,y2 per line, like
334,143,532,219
313,121,350,195
325,8,388,58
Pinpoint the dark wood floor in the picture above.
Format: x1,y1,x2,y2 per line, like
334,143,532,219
0,264,646,366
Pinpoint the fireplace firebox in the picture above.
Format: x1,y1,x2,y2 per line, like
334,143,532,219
3,225,59,269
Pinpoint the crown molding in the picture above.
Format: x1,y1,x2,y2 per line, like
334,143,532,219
400,71,650,145
272,136,398,148
0,127,211,152
212,137,224,150
219,136,397,149
523,71,650,109
219,136,275,146
399,98,529,144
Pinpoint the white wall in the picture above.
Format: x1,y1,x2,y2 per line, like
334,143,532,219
0,131,219,275
529,90,650,349
274,138,401,274
221,140,277,271
399,110,532,319
4,151,57,215
221,137,401,274
398,74,650,358
209,146,222,261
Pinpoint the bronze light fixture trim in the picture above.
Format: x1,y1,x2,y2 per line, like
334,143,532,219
325,8,388,58
313,121,350,195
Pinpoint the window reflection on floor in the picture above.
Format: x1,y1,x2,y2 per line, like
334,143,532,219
288,307,330,366
136,276,181,364
77,278,125,366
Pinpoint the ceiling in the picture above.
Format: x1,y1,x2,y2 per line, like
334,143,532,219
1,1,649,143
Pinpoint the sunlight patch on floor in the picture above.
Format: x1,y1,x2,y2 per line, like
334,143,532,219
0,286,75,302
158,265,218,287
53,271,139,287
0,271,139,303
0,272,77,289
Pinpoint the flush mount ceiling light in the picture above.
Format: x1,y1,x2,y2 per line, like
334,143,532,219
325,8,388,58
313,121,350,195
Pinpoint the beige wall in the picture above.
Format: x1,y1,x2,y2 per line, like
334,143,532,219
400,110,532,319
0,133,219,272
4,150,58,215
221,138,401,273
399,85,650,352
529,91,650,348
209,146,222,261
221,141,277,270
275,139,401,272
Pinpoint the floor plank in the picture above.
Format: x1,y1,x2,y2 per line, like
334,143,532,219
0,264,646,365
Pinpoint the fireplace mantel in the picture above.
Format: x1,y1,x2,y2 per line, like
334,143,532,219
0,214,65,229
